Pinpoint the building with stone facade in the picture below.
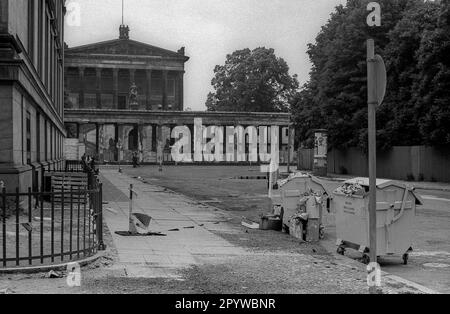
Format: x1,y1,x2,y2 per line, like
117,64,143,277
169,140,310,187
0,0,66,192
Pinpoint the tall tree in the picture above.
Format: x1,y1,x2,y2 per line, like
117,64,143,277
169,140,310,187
206,47,299,112
291,0,442,150
414,0,450,145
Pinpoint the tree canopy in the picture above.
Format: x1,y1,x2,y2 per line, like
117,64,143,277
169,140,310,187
292,0,449,150
206,47,299,112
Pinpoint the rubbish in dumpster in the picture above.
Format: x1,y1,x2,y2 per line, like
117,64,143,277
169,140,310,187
335,182,367,196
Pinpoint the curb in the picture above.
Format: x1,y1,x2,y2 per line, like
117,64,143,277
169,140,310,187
0,251,105,275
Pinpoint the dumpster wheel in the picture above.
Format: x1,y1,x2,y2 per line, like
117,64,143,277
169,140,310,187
337,246,346,256
361,254,371,265
402,253,409,265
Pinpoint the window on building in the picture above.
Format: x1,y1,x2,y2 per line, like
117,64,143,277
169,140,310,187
84,93,97,108
36,113,41,162
151,79,162,95
68,93,79,109
168,79,175,97
26,112,31,165
101,94,114,109
27,0,35,61
44,120,48,160
65,123,78,139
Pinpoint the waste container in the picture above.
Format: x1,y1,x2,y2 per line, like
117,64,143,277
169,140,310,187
332,178,423,264
275,172,329,241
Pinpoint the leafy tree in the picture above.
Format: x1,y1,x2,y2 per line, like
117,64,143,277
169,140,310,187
206,47,299,112
413,0,450,145
292,0,445,150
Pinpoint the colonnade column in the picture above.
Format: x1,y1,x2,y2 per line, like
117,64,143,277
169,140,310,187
162,70,168,110
113,68,119,109
96,68,102,109
178,71,184,111
146,70,153,110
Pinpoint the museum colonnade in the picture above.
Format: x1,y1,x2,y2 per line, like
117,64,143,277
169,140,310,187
65,122,293,164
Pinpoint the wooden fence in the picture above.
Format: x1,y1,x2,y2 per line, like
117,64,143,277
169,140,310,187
298,146,450,182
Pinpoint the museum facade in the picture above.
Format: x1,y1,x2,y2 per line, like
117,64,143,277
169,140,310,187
0,0,66,192
64,26,294,164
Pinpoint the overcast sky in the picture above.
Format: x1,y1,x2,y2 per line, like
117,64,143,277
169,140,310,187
65,0,346,111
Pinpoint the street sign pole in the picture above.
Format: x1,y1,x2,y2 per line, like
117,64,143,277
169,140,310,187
367,39,377,271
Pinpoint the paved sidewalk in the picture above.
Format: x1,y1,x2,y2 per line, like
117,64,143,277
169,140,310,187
97,169,436,294
101,169,246,279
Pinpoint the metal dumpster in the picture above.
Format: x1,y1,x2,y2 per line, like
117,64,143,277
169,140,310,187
276,173,328,239
332,178,423,264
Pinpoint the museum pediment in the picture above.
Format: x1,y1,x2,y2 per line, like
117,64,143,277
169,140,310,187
65,39,188,61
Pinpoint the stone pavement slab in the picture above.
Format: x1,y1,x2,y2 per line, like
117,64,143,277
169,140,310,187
100,170,246,278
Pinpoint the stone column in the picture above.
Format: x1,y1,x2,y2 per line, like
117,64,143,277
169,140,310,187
146,69,152,110
162,70,168,110
130,69,135,84
156,124,164,165
178,71,184,111
113,68,119,109
96,68,102,109
79,67,85,108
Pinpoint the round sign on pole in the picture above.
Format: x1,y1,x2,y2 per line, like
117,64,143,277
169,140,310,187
374,54,387,105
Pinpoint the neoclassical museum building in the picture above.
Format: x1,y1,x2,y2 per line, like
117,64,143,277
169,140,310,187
63,25,293,164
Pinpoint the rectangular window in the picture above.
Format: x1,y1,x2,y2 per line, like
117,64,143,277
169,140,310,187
36,113,40,162
68,93,80,109
28,0,35,61
44,120,48,160
84,93,97,108
26,112,31,165
168,79,175,97
38,0,43,76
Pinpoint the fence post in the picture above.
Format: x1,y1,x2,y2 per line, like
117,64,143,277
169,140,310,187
2,187,6,267
97,183,106,250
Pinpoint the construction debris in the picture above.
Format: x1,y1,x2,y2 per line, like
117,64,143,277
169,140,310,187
45,270,63,279
241,220,260,229
335,182,367,196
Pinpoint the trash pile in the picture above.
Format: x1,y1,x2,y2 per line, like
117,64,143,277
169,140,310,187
289,189,326,242
334,182,367,197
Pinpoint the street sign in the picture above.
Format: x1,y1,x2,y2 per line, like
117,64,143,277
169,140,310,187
373,54,386,105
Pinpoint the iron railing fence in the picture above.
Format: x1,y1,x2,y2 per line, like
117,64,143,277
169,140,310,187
1,175,105,268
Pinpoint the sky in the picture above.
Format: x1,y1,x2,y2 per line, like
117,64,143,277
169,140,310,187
65,0,346,111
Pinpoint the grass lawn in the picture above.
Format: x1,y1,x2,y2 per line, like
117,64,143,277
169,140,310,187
122,165,273,222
